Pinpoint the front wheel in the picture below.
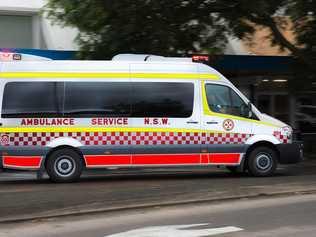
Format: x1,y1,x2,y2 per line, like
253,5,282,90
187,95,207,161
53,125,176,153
46,148,83,183
247,147,278,177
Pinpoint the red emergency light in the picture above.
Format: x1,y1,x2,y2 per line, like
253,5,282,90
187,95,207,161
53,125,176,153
192,55,210,63
0,50,22,61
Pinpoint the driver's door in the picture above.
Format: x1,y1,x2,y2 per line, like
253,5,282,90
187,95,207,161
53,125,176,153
200,82,254,165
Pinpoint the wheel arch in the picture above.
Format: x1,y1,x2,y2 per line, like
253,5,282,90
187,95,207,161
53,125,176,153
44,145,86,168
245,141,280,163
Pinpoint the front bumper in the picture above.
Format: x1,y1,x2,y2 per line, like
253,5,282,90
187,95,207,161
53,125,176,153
276,141,304,164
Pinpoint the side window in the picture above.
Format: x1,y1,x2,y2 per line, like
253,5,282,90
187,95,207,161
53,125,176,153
205,84,231,114
230,89,248,117
64,82,131,117
2,82,63,118
132,82,194,117
205,84,250,118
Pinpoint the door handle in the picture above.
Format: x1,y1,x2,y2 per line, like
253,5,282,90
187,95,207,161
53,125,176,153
187,121,199,124
206,121,219,125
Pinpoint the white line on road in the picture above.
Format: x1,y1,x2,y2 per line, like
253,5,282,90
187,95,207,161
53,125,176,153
104,223,243,237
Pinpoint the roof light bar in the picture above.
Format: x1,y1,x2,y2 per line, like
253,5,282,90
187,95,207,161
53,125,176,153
192,55,209,64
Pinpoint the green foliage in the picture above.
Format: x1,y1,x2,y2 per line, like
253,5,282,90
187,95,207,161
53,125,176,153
45,0,228,59
287,0,316,65
216,0,316,91
45,0,315,85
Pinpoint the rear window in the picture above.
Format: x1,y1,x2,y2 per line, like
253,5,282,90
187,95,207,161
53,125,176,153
2,82,63,118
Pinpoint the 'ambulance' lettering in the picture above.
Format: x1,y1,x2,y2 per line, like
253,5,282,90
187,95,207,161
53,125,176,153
21,118,75,126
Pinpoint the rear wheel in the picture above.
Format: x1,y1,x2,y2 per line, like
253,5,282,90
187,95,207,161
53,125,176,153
46,148,83,183
247,146,277,177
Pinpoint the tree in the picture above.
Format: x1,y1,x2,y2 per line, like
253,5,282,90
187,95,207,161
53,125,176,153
44,0,228,59
214,1,316,145
215,0,316,90
45,0,315,77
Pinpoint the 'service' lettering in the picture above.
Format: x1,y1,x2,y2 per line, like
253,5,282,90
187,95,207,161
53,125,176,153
91,118,128,126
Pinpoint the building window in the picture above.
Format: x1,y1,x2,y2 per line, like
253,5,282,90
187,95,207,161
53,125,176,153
0,15,33,48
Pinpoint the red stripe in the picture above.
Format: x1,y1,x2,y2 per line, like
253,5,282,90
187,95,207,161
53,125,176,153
210,153,240,164
133,154,200,165
84,155,131,166
84,153,241,167
201,154,209,164
3,156,42,168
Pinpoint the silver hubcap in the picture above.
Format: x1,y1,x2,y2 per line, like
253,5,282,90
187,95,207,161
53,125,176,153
256,153,272,170
54,155,76,177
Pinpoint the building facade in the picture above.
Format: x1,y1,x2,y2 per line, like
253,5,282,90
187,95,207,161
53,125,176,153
0,0,78,50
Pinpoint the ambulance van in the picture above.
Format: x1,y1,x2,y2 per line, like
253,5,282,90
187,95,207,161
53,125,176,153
0,55,303,182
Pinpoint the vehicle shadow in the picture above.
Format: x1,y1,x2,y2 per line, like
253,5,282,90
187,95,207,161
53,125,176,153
0,166,298,185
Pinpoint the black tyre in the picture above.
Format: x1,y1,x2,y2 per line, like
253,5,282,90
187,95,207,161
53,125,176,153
46,148,83,183
247,146,277,177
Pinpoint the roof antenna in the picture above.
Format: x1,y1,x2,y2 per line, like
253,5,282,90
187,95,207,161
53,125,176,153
144,55,151,61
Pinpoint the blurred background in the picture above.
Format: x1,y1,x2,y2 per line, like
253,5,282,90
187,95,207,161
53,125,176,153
0,0,315,155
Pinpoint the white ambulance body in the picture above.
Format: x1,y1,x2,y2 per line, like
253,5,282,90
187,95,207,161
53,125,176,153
0,56,303,182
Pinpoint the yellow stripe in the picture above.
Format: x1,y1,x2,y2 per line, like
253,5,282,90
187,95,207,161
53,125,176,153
0,72,219,80
0,126,237,134
201,81,280,128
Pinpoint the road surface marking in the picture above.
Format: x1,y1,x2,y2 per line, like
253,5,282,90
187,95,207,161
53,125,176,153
104,223,243,237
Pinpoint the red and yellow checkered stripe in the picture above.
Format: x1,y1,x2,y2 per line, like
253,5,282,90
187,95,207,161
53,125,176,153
1,131,254,146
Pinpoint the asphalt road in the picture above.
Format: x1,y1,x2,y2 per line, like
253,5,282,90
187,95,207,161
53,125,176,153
1,193,316,237
1,160,316,223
